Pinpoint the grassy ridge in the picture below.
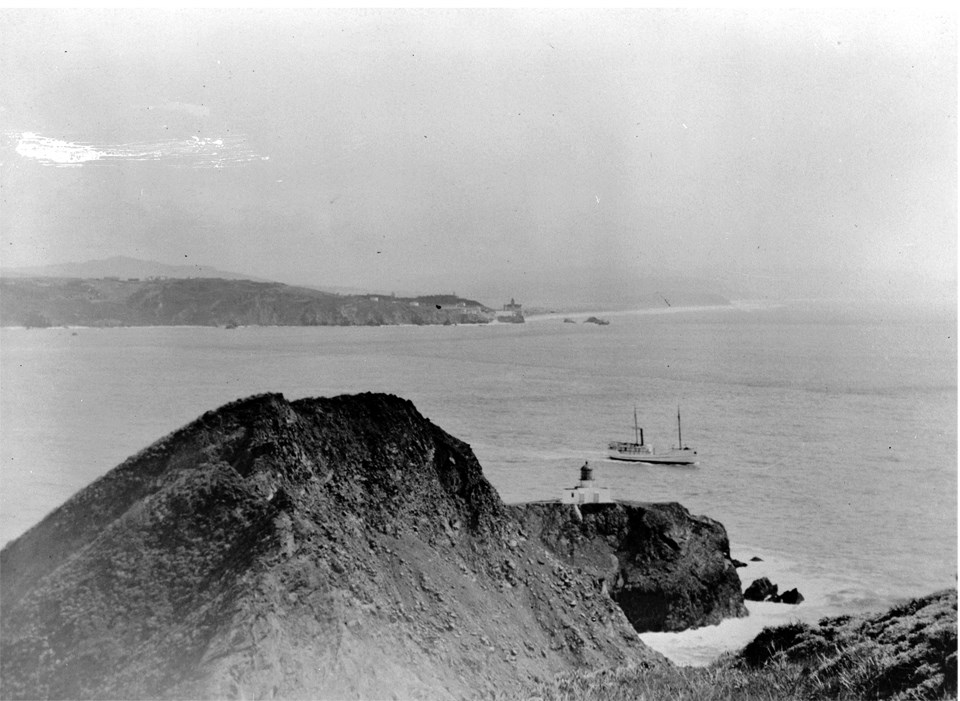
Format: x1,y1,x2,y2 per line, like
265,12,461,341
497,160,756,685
528,589,956,701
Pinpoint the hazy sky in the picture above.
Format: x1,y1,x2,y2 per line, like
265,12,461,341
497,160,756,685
1,9,956,302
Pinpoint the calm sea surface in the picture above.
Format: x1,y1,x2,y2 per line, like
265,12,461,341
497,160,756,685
1,300,955,664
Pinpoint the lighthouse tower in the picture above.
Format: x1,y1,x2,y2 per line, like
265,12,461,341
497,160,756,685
559,461,613,505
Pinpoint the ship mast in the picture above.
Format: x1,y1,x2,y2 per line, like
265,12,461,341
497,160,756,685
677,406,682,449
634,406,640,445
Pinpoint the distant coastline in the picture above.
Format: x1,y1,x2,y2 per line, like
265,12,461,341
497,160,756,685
0,275,748,329
0,303,747,331
0,276,513,329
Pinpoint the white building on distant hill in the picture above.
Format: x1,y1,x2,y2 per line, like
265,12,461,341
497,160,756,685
495,298,524,322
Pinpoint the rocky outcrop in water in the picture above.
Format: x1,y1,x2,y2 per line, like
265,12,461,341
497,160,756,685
772,588,805,605
744,577,804,604
744,576,778,601
0,393,744,699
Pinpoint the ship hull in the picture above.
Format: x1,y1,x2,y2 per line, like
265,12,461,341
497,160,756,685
607,443,698,465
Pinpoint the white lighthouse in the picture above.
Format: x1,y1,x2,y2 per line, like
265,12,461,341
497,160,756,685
559,461,613,505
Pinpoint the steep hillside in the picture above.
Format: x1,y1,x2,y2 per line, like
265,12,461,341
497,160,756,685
0,277,492,327
0,393,747,700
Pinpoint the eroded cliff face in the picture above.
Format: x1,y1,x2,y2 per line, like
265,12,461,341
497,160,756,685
510,501,747,633
0,393,743,700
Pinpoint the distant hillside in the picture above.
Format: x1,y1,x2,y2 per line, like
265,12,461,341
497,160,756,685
0,256,265,282
1,258,736,311
0,277,493,328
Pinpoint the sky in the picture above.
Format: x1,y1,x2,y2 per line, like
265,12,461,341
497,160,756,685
1,9,956,304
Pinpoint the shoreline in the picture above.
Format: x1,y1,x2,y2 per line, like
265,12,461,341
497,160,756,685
507,497,927,668
637,541,954,667
525,301,761,322
0,300,783,331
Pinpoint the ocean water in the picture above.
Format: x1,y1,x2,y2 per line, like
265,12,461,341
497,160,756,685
1,300,955,665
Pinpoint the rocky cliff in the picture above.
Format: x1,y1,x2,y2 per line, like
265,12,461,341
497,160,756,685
1,393,744,700
511,502,747,633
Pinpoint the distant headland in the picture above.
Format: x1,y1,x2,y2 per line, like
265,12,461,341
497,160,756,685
0,276,530,328
0,256,741,328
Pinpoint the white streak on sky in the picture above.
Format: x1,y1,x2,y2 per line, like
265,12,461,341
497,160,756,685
15,132,266,168
15,132,102,166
